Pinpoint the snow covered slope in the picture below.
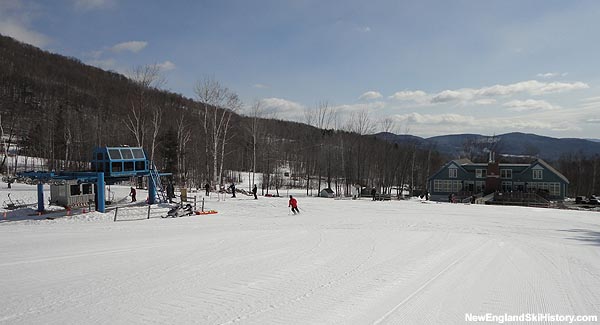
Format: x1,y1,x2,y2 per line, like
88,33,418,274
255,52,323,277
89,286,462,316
1,187,599,324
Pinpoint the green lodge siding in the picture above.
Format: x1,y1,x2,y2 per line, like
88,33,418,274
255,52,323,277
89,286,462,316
427,158,569,202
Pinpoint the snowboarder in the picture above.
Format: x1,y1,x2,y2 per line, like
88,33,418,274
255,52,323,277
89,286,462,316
288,195,299,214
252,184,258,200
205,183,210,196
229,183,236,198
130,187,137,202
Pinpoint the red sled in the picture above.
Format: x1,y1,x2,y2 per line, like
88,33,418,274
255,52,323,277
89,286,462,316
196,210,218,215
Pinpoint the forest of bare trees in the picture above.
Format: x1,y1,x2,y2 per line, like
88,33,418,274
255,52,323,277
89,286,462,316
0,34,444,197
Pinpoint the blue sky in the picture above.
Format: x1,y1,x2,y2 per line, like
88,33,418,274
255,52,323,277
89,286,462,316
2,0,600,138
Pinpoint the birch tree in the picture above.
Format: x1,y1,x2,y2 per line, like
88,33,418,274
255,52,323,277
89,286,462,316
125,64,165,154
248,100,264,189
0,113,16,174
176,113,192,184
194,76,240,185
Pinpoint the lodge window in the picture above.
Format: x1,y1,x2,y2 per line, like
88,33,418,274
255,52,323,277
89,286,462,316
475,181,485,193
529,182,560,196
476,169,487,178
434,179,462,193
500,169,512,179
533,169,543,180
449,168,457,178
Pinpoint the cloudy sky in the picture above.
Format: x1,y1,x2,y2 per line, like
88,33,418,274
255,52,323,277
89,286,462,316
2,0,600,138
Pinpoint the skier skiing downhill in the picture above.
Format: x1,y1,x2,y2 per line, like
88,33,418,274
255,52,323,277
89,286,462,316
288,195,299,215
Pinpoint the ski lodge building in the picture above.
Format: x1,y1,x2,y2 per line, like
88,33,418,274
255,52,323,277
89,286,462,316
427,154,569,204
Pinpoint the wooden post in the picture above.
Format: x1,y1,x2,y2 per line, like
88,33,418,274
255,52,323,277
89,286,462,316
114,207,118,222
194,196,197,210
202,198,205,212
147,205,151,219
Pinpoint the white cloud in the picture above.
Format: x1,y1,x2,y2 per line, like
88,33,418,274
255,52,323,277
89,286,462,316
431,89,473,103
356,26,371,32
254,83,269,89
393,112,476,126
73,0,114,11
156,60,176,71
334,101,386,114
475,80,588,97
388,111,580,136
259,98,306,118
425,80,589,104
111,41,148,53
0,1,50,48
389,90,428,102
0,18,50,47
473,99,497,105
503,99,559,112
536,72,568,79
580,96,600,103
502,119,555,130
358,91,382,100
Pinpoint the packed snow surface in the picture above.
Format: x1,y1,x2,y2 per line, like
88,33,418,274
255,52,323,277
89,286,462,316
1,185,600,324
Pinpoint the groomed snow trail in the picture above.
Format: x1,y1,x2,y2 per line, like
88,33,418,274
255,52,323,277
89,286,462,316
1,194,599,324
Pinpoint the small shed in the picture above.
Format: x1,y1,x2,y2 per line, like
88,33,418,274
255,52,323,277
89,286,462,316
50,179,95,208
319,188,335,198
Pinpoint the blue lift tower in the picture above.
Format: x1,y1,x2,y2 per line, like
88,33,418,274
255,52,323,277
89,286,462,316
17,147,169,213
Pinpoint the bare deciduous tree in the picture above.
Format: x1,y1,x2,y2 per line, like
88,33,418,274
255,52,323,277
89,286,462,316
0,113,16,174
247,100,265,190
125,64,165,154
345,108,375,135
304,101,337,129
195,76,241,185
380,117,397,134
176,113,192,184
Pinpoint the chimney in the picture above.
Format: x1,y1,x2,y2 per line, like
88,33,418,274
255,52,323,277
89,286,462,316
485,152,500,194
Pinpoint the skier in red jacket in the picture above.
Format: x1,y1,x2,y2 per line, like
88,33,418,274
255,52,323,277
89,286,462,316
288,195,299,215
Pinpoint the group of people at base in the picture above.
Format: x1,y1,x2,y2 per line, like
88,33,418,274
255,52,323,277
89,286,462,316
204,182,258,200
129,182,177,203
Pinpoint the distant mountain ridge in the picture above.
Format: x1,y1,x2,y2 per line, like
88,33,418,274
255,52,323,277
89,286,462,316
375,132,600,160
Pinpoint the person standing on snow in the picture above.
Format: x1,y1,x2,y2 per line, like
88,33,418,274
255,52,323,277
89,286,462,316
252,184,258,200
130,187,137,202
204,183,210,196
288,195,299,214
229,183,236,198
166,182,175,203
